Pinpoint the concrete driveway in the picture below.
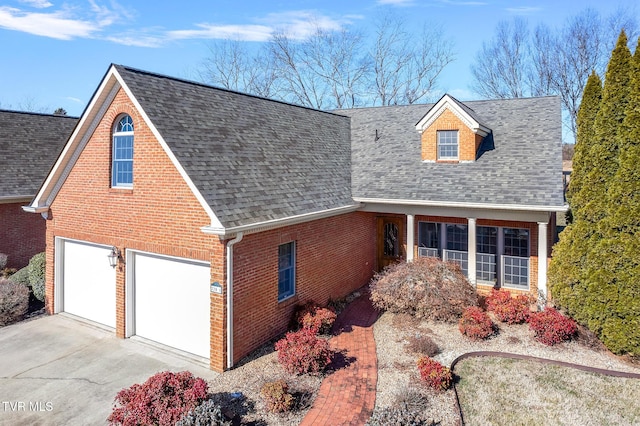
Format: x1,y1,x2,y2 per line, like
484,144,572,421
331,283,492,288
0,314,220,425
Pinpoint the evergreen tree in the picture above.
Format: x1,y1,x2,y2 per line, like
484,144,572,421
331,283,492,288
548,71,601,315
591,37,640,355
550,31,639,356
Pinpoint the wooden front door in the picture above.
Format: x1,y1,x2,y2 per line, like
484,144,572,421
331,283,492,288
377,217,404,271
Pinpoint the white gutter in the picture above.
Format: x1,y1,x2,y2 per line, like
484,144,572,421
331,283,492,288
1,195,32,204
353,197,568,213
202,204,361,237
22,205,49,213
226,232,243,370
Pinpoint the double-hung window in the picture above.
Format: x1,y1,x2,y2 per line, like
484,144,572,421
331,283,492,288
112,115,134,187
418,222,440,258
437,130,459,160
278,242,296,301
503,228,530,289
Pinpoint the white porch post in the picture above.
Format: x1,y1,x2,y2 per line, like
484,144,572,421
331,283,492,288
407,214,415,262
467,218,477,285
537,221,548,303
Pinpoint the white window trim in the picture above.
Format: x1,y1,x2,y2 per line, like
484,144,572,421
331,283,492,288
111,116,134,188
437,130,459,161
277,241,296,302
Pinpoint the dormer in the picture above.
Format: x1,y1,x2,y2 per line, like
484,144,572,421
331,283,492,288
415,94,491,163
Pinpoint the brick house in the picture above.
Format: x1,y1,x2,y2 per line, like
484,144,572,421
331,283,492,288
0,110,77,269
25,65,565,372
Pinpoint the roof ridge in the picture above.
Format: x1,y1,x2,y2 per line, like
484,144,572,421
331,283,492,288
113,64,348,119
0,109,79,119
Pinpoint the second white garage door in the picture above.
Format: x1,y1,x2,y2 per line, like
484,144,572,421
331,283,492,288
132,252,211,359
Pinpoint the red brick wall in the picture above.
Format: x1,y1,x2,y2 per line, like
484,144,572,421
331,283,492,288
44,88,224,368
0,202,45,269
421,109,479,162
230,211,377,363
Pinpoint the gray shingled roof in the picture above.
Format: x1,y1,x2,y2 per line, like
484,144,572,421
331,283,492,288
0,110,77,199
115,65,354,229
337,97,564,208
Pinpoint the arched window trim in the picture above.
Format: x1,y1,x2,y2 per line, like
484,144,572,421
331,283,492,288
111,114,134,188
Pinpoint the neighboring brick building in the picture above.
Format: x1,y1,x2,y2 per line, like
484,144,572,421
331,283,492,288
0,110,77,269
25,65,565,372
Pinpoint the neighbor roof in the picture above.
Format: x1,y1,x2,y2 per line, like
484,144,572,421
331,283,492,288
114,65,355,229
337,96,564,209
0,110,77,200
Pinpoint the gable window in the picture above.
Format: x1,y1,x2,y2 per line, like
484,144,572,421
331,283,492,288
278,242,296,301
112,115,134,187
437,130,459,160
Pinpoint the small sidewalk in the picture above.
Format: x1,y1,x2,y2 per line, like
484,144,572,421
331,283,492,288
300,291,380,426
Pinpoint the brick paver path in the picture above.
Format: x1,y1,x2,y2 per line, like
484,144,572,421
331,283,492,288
300,291,380,426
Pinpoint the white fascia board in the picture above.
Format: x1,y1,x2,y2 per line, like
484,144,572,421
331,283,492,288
354,197,567,213
0,195,32,204
201,204,361,238
30,66,121,210
112,69,223,230
415,95,489,136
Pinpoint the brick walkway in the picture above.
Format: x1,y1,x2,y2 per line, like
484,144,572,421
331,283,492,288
300,291,380,426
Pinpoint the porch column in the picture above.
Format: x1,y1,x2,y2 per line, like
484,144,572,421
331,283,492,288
467,218,476,285
537,221,548,303
406,214,415,262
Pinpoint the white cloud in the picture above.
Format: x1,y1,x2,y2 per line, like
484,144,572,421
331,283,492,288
65,96,83,103
165,10,352,43
0,7,97,39
377,0,415,6
168,24,273,42
19,0,53,8
506,6,542,15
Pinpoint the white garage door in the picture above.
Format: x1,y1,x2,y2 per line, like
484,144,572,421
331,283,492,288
133,253,210,359
62,240,116,328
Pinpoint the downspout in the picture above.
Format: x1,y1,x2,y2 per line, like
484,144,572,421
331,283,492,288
226,232,243,370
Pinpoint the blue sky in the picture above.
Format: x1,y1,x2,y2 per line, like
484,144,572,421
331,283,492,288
0,0,637,117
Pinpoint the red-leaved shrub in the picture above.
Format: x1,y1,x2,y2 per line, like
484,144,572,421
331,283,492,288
275,328,332,375
260,380,294,413
485,289,531,324
458,306,494,340
107,371,208,426
416,356,452,391
370,257,478,322
528,308,577,345
294,302,337,334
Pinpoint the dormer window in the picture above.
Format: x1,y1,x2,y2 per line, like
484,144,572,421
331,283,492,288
112,115,134,188
437,130,459,160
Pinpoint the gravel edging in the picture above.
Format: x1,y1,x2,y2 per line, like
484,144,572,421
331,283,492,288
372,310,640,425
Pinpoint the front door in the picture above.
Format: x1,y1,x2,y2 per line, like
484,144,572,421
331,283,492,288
377,217,404,271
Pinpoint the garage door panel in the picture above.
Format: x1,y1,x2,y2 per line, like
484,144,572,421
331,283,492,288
134,253,210,359
62,240,116,328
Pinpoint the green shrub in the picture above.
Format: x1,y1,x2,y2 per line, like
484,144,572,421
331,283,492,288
0,278,29,326
27,252,45,302
416,356,452,392
370,257,478,322
176,399,232,426
260,380,294,413
459,306,495,340
8,266,29,287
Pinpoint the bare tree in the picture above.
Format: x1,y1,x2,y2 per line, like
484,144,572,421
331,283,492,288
370,15,454,105
471,18,530,99
471,7,639,142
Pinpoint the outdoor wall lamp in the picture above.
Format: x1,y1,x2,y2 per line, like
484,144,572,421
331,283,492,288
108,246,121,268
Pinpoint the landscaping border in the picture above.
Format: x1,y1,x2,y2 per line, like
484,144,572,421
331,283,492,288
450,351,640,425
